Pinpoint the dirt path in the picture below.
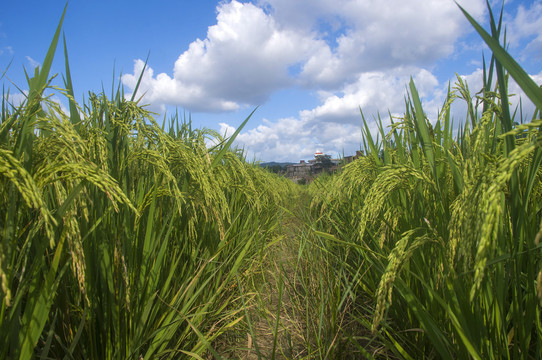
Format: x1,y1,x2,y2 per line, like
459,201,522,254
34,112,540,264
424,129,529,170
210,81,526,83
243,208,308,359
219,192,311,359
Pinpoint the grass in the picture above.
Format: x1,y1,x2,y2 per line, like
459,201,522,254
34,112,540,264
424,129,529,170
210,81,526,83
1,1,541,359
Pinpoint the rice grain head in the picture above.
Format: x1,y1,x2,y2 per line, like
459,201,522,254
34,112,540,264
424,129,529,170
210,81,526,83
359,165,435,242
372,229,434,333
0,148,57,246
471,141,536,300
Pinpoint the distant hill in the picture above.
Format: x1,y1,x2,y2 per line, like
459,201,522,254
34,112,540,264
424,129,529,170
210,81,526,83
259,161,295,175
259,161,295,168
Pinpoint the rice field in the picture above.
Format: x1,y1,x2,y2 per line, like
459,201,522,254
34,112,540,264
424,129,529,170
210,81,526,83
1,3,541,359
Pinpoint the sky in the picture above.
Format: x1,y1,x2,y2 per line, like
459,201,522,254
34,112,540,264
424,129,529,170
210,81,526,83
1,0,541,162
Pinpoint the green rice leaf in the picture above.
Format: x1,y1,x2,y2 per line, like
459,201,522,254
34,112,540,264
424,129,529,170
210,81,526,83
409,79,436,178
62,34,82,130
211,107,256,168
457,2,542,109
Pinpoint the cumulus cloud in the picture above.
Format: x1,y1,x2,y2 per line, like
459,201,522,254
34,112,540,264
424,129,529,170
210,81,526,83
122,59,239,113
450,67,542,121
509,71,542,115
120,0,541,162
264,0,486,88
2,89,70,118
219,66,442,162
25,56,40,70
222,66,542,162
300,67,439,124
123,0,324,112
505,1,542,61
123,0,487,112
220,116,362,161
3,91,28,107
0,46,13,56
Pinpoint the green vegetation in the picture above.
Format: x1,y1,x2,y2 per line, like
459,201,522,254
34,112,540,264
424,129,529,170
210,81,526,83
304,3,542,358
260,162,289,175
314,155,333,170
0,6,295,359
1,2,541,359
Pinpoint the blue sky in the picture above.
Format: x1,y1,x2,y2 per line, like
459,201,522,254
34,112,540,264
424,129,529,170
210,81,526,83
1,0,541,162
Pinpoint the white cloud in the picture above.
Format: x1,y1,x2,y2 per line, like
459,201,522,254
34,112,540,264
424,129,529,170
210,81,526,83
292,0,486,88
222,66,542,163
122,59,239,113
120,0,542,162
123,0,324,112
506,71,542,119
300,67,439,124
452,67,542,121
123,0,487,112
26,56,40,70
2,90,70,118
232,66,443,162
505,1,542,61
0,46,13,57
220,116,362,161
3,91,27,107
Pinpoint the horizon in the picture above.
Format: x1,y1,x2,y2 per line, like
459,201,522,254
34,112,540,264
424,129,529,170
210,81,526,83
1,0,541,162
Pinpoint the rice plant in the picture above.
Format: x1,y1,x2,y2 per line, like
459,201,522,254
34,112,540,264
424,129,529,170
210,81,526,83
2,1,541,359
307,2,542,358
0,6,295,359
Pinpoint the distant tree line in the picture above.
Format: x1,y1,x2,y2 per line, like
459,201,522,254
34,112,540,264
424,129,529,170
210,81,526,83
262,164,288,174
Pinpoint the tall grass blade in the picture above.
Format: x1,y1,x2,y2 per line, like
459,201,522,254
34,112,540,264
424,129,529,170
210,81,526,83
211,107,256,168
129,52,150,102
360,108,382,165
456,2,542,109
62,34,81,130
409,79,437,180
